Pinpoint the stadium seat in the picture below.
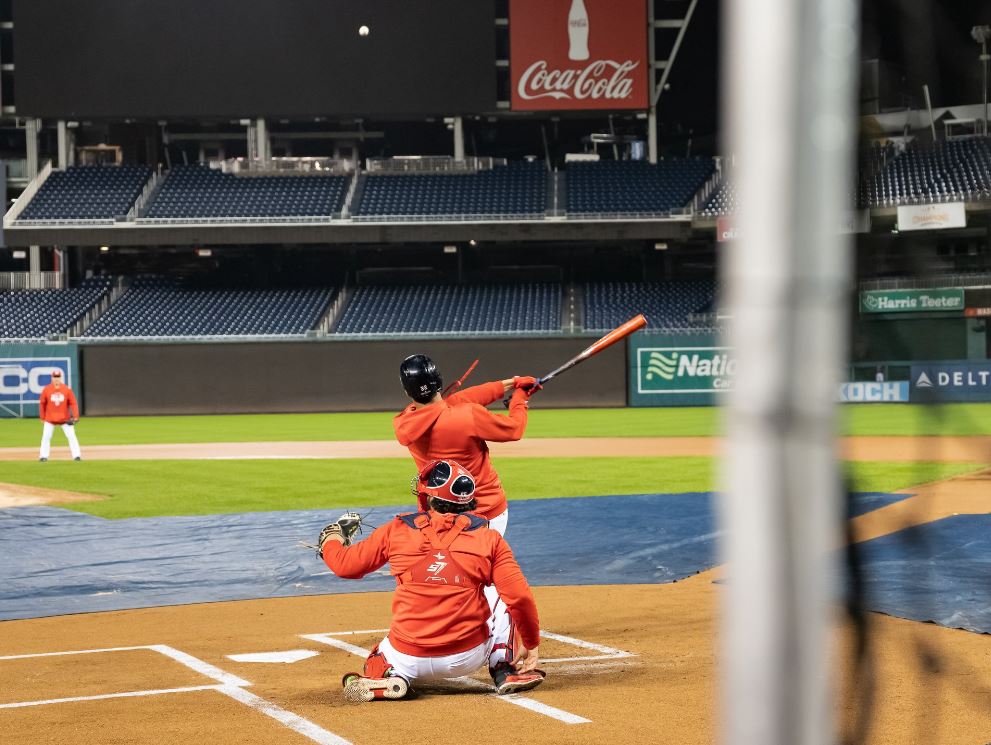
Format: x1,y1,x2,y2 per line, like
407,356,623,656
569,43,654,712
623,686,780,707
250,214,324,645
141,165,350,220
566,159,715,216
335,284,561,334
353,162,547,220
17,165,153,222
584,281,718,332
0,277,114,339
83,279,336,338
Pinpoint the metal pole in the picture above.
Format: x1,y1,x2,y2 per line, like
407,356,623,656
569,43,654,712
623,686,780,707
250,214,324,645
57,121,69,168
647,0,657,163
721,0,857,743
452,116,465,160
982,40,989,136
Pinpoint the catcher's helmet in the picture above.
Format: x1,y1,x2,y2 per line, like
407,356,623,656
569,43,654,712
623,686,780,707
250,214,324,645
400,354,443,404
416,459,476,512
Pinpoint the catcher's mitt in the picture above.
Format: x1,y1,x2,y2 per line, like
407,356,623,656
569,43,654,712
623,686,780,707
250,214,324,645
316,511,364,557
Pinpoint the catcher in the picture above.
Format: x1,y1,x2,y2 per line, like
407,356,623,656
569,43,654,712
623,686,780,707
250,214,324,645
393,354,540,537
317,459,545,702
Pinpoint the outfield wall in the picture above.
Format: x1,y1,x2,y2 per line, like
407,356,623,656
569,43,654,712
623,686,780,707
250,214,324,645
79,338,627,415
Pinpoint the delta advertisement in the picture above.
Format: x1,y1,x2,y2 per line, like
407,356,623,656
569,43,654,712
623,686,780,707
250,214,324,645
0,343,79,417
509,0,649,111
910,362,991,403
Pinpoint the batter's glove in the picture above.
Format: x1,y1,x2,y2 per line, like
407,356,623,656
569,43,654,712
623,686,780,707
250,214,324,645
513,376,542,397
316,511,364,556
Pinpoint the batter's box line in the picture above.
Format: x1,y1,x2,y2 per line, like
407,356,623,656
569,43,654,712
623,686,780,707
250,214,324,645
301,628,637,664
0,644,351,745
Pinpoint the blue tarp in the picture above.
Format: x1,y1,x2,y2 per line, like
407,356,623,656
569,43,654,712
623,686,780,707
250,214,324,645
0,490,914,623
855,514,991,635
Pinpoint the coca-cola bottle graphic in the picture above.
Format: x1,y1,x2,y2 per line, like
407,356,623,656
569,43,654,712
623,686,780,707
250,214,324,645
568,0,590,61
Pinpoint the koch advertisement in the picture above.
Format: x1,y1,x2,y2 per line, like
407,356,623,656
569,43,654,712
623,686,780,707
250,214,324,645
0,343,79,417
910,362,991,402
509,0,648,111
630,333,735,406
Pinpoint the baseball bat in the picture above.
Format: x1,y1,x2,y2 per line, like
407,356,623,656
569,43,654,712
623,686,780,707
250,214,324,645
538,313,648,385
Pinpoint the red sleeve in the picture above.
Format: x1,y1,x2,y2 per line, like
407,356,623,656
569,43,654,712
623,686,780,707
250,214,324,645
322,522,392,579
39,388,48,420
446,380,505,408
468,388,528,442
490,535,540,648
67,388,79,419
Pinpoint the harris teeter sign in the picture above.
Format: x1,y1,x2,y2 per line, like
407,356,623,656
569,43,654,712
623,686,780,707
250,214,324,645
859,289,964,314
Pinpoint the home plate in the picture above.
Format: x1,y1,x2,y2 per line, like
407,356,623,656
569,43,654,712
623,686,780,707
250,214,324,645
227,650,320,664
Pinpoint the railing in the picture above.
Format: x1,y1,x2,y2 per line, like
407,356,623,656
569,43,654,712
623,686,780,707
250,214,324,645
216,157,351,176
365,156,506,174
314,286,352,334
351,211,546,222
126,170,161,221
0,271,63,290
340,172,361,219
4,160,53,227
860,273,991,290
692,164,725,214
68,278,127,338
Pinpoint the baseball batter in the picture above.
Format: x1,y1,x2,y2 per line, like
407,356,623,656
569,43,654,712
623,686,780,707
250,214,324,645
38,369,82,462
393,354,540,537
317,459,544,702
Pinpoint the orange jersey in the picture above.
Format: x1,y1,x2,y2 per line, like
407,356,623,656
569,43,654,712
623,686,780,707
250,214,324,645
393,381,529,520
323,511,539,657
38,383,79,424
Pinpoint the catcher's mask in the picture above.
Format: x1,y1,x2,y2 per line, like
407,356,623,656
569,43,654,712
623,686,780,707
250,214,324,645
400,354,443,404
416,459,476,508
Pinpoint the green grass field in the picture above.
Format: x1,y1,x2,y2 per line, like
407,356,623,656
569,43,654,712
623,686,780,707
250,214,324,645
0,457,979,519
2,403,991,447
1,403,987,519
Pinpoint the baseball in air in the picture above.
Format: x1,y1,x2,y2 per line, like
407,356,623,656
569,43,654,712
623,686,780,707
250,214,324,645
358,25,369,37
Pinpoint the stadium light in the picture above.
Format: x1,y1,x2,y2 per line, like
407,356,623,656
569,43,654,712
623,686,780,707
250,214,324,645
99,246,109,252
443,245,458,254
468,239,478,246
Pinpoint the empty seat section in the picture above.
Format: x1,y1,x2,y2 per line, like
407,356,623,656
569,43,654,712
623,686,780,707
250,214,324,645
335,284,561,334
567,159,715,216
0,278,114,338
860,137,991,207
354,162,547,219
584,281,717,332
83,281,335,337
142,166,349,219
18,165,153,221
699,179,739,216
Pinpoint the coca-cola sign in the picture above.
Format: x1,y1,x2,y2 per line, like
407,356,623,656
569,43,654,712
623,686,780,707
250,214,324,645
510,0,648,111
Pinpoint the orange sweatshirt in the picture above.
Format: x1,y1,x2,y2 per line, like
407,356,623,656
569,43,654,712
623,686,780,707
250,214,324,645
324,511,540,657
38,383,79,425
393,381,529,520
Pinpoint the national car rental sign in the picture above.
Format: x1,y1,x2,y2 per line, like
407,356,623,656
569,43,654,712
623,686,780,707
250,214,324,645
509,0,648,111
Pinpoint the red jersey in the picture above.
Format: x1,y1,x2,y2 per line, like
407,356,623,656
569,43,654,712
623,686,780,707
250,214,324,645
39,383,79,425
323,511,540,658
393,381,529,520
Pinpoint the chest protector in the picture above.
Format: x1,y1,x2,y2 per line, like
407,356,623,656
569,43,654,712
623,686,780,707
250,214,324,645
397,513,486,590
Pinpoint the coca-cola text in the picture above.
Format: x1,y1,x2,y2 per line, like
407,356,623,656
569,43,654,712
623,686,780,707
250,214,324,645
517,59,639,101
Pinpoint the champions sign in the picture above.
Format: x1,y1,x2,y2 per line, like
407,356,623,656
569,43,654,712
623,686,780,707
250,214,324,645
509,0,648,111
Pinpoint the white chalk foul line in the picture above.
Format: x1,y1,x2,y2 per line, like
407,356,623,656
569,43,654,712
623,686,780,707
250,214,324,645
0,644,352,745
0,685,223,709
219,685,352,745
538,630,637,663
301,631,590,725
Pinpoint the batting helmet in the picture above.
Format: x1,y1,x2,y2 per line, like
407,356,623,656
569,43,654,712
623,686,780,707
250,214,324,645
399,354,443,404
416,459,476,513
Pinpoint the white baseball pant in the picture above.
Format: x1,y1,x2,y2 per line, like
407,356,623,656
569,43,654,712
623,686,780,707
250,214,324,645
483,507,509,610
376,595,515,683
39,421,81,460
